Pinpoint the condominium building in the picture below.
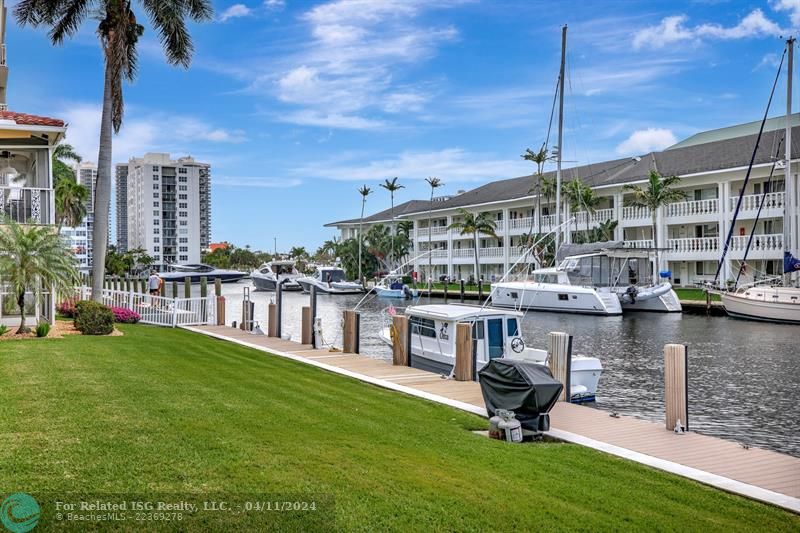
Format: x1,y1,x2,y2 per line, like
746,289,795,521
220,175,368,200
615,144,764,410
117,153,211,270
326,115,800,287
115,162,128,252
61,161,100,272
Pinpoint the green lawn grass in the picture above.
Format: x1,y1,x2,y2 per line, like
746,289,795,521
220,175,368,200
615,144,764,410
1,325,796,531
674,287,722,301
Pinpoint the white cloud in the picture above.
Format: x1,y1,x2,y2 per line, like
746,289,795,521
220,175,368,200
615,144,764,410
264,0,285,9
215,176,302,188
277,110,385,129
755,52,782,71
616,128,677,155
220,4,253,22
295,148,529,182
772,0,800,27
59,103,247,163
633,9,783,50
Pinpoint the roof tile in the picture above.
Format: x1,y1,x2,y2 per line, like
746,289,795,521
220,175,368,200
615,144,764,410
0,110,66,128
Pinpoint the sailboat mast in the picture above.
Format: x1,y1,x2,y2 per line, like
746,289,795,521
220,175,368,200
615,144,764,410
555,25,567,253
786,37,795,285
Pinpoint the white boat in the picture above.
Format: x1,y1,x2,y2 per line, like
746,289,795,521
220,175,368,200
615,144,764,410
160,263,247,283
720,284,800,324
250,261,303,291
296,266,364,294
378,304,602,402
491,247,681,315
373,273,419,299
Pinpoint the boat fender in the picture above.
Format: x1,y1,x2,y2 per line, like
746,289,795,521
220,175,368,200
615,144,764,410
389,324,398,344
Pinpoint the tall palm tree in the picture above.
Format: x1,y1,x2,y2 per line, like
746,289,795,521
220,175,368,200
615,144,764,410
623,170,686,278
424,176,442,284
379,177,404,267
55,177,90,232
541,175,556,225
0,220,79,333
52,143,82,186
579,185,601,237
562,179,584,237
448,209,498,284
357,185,372,282
522,147,550,234
397,220,414,239
17,0,214,302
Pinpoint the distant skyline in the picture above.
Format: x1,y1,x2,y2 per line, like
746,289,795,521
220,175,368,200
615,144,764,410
9,0,800,251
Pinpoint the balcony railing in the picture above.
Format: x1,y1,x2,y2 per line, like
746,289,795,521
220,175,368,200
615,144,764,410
729,234,783,253
452,248,474,258
479,246,504,258
622,206,651,221
665,237,720,254
665,198,718,218
508,216,533,231
731,192,785,212
0,187,51,224
623,239,654,249
573,208,614,226
430,249,448,258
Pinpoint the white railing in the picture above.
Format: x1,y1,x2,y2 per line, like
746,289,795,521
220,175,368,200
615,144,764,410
573,208,615,226
664,199,718,218
430,249,448,258
665,237,720,254
479,247,504,258
732,192,785,212
729,234,784,253
452,248,474,258
540,214,557,228
75,287,215,327
624,239,654,249
508,216,533,231
622,206,650,221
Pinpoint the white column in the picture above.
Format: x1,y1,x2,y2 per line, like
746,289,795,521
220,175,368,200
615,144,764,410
719,182,731,282
502,207,510,273
613,192,623,241
446,215,453,279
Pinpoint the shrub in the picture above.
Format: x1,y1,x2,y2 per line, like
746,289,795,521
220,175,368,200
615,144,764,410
0,324,7,336
57,299,78,318
35,322,51,338
111,307,141,324
74,300,114,335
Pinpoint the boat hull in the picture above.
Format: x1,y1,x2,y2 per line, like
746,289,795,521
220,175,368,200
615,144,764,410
374,287,419,299
160,272,246,284
252,276,302,292
297,279,364,295
491,282,622,315
721,291,800,324
619,288,682,312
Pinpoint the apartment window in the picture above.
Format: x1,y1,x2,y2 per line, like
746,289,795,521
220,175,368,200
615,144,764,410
154,246,160,252
179,176,188,183
152,166,159,171
153,184,159,190
179,238,188,243
179,246,188,252
179,212,188,218
153,210,159,216
180,221,187,226
153,219,160,225
153,202,160,207
179,194,187,200
153,175,159,180
153,192,159,198
179,255,188,261
179,203,187,209
154,237,160,243
178,168,187,174
153,228,159,234
696,261,705,276
179,185,187,191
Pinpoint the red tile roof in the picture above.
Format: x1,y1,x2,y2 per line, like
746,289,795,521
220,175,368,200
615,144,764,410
0,110,65,128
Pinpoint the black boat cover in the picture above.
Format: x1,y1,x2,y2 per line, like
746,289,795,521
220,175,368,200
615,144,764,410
478,359,563,432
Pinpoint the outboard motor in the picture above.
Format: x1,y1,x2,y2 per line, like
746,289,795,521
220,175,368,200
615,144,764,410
403,285,413,299
623,285,637,304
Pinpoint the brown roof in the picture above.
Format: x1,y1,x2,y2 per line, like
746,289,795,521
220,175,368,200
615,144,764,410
0,110,65,128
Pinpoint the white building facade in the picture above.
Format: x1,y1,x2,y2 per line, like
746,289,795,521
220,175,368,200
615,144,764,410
117,153,211,270
327,117,799,287
61,161,99,272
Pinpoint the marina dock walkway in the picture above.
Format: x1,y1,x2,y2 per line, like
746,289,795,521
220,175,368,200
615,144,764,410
184,324,799,514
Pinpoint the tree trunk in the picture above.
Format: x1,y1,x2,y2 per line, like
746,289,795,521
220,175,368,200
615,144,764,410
652,213,659,284
474,232,480,285
91,61,114,302
390,195,395,268
16,291,27,334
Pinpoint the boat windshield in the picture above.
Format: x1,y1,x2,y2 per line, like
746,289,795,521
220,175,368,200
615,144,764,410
532,273,560,284
563,255,652,287
319,269,346,282
272,264,294,274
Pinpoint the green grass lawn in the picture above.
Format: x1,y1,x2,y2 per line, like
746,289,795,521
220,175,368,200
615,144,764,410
674,287,721,302
1,325,796,531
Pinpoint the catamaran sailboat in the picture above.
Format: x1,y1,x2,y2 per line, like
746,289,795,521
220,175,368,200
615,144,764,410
491,245,681,315
378,304,603,402
250,260,303,291
714,37,800,324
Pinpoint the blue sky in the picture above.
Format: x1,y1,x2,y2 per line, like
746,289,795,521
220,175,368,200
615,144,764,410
9,0,800,251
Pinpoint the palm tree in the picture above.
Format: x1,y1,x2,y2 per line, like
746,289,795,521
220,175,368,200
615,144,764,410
397,220,414,239
0,220,79,333
562,179,584,236
17,0,214,303
579,185,601,237
541,175,556,225
52,143,82,186
357,185,372,282
424,176,442,285
55,177,90,232
623,170,686,278
379,177,404,267
448,209,498,284
522,147,550,235
592,219,619,243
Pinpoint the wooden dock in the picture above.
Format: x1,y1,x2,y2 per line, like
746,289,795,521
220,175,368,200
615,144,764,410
184,324,800,513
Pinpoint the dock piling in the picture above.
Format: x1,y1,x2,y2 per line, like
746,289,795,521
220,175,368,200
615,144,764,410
215,278,222,297
391,315,409,366
276,282,283,338
664,344,689,432
216,295,226,326
460,279,465,303
171,281,178,299
301,306,312,344
342,310,360,353
548,331,572,402
454,322,474,381
267,302,277,337
184,277,191,299
200,276,208,298
478,278,483,303
443,280,448,303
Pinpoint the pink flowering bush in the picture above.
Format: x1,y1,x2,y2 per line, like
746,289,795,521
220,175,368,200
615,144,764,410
111,307,141,324
57,299,79,318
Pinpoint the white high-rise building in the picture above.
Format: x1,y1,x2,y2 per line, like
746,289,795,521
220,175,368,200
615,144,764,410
117,153,211,270
60,161,99,272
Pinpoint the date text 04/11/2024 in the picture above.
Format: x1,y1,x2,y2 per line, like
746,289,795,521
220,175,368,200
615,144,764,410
204,501,319,512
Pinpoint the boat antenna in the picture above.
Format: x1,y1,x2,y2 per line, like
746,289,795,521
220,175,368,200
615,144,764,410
713,43,786,286
555,24,567,254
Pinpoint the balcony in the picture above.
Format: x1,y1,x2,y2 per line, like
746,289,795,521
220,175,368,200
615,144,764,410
622,206,651,224
664,198,718,219
430,249,448,258
507,216,533,233
729,234,784,259
0,187,51,224
452,248,474,260
573,208,614,227
664,237,720,256
478,246,504,259
415,226,449,240
730,192,784,217
623,239,654,249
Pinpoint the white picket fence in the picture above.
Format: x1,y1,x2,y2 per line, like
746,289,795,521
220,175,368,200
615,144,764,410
75,287,215,327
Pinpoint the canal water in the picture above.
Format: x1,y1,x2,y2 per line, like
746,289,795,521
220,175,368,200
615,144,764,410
207,282,800,458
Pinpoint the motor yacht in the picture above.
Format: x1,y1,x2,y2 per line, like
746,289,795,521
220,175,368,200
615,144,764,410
159,263,247,283
251,260,303,291
296,266,364,294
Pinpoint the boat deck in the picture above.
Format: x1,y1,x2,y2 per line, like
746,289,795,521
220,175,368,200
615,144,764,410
184,324,800,513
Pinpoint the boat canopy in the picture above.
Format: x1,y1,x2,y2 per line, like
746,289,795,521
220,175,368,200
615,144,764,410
406,304,524,322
